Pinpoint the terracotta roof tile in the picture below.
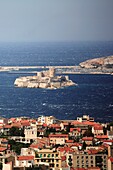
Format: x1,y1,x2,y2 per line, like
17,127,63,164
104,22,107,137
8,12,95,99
3,125,12,129
96,135,108,139
49,134,68,138
0,147,7,152
82,137,93,141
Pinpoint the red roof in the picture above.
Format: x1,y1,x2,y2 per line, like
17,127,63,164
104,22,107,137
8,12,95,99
30,144,43,149
0,147,7,152
70,128,81,132
103,140,113,143
87,168,100,170
82,137,93,141
70,142,82,147
9,118,16,122
66,140,74,143
49,134,68,138
3,125,12,129
75,168,86,170
17,156,34,161
43,123,47,127
71,121,82,125
87,149,99,154
11,123,21,128
82,121,96,126
58,146,74,153
30,119,36,123
21,122,30,127
96,135,108,139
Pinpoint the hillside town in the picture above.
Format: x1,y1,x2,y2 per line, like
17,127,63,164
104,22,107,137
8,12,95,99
0,114,113,170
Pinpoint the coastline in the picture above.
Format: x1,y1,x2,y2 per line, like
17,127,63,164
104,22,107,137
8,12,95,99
0,65,113,75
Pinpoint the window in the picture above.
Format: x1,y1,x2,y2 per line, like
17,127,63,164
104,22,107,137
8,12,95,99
56,154,58,157
56,164,59,167
77,160,79,164
91,160,93,164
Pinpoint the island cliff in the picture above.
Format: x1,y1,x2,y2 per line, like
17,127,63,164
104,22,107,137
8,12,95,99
14,68,76,89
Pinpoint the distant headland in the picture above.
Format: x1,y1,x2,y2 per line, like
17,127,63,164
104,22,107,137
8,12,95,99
0,56,113,76
14,67,76,89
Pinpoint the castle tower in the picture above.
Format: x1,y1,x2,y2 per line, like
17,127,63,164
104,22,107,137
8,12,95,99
49,67,55,77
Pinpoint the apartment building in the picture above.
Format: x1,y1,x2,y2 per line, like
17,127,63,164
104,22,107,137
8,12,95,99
67,152,108,170
49,134,68,145
34,148,61,170
24,125,37,140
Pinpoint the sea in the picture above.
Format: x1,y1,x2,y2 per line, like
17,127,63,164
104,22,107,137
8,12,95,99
0,41,113,122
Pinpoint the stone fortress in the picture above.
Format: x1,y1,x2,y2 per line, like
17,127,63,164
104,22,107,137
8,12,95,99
14,67,76,89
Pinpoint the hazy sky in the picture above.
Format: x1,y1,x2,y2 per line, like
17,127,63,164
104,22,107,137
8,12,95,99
0,0,113,42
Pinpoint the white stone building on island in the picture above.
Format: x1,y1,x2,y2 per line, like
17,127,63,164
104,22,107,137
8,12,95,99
14,67,76,89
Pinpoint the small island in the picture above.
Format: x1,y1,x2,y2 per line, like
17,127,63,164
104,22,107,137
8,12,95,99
14,68,76,89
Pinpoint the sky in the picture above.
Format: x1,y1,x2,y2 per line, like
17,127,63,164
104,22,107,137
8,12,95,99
0,0,113,42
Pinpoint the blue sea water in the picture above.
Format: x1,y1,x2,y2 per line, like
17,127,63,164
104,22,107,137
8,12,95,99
0,41,113,122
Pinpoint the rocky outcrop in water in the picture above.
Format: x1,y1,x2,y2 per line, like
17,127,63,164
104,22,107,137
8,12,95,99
79,56,113,69
14,68,76,89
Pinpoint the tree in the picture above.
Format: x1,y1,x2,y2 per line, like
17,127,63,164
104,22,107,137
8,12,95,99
9,127,24,136
8,139,30,155
83,126,94,137
82,141,87,150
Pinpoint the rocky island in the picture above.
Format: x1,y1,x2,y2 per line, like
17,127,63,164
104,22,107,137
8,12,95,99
78,55,113,75
14,68,76,89
79,55,113,69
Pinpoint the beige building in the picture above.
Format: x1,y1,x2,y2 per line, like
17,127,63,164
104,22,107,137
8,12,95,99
67,153,108,170
108,144,113,170
24,125,37,140
92,125,104,136
38,116,58,125
15,155,34,168
49,134,68,145
77,115,94,122
34,148,61,170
